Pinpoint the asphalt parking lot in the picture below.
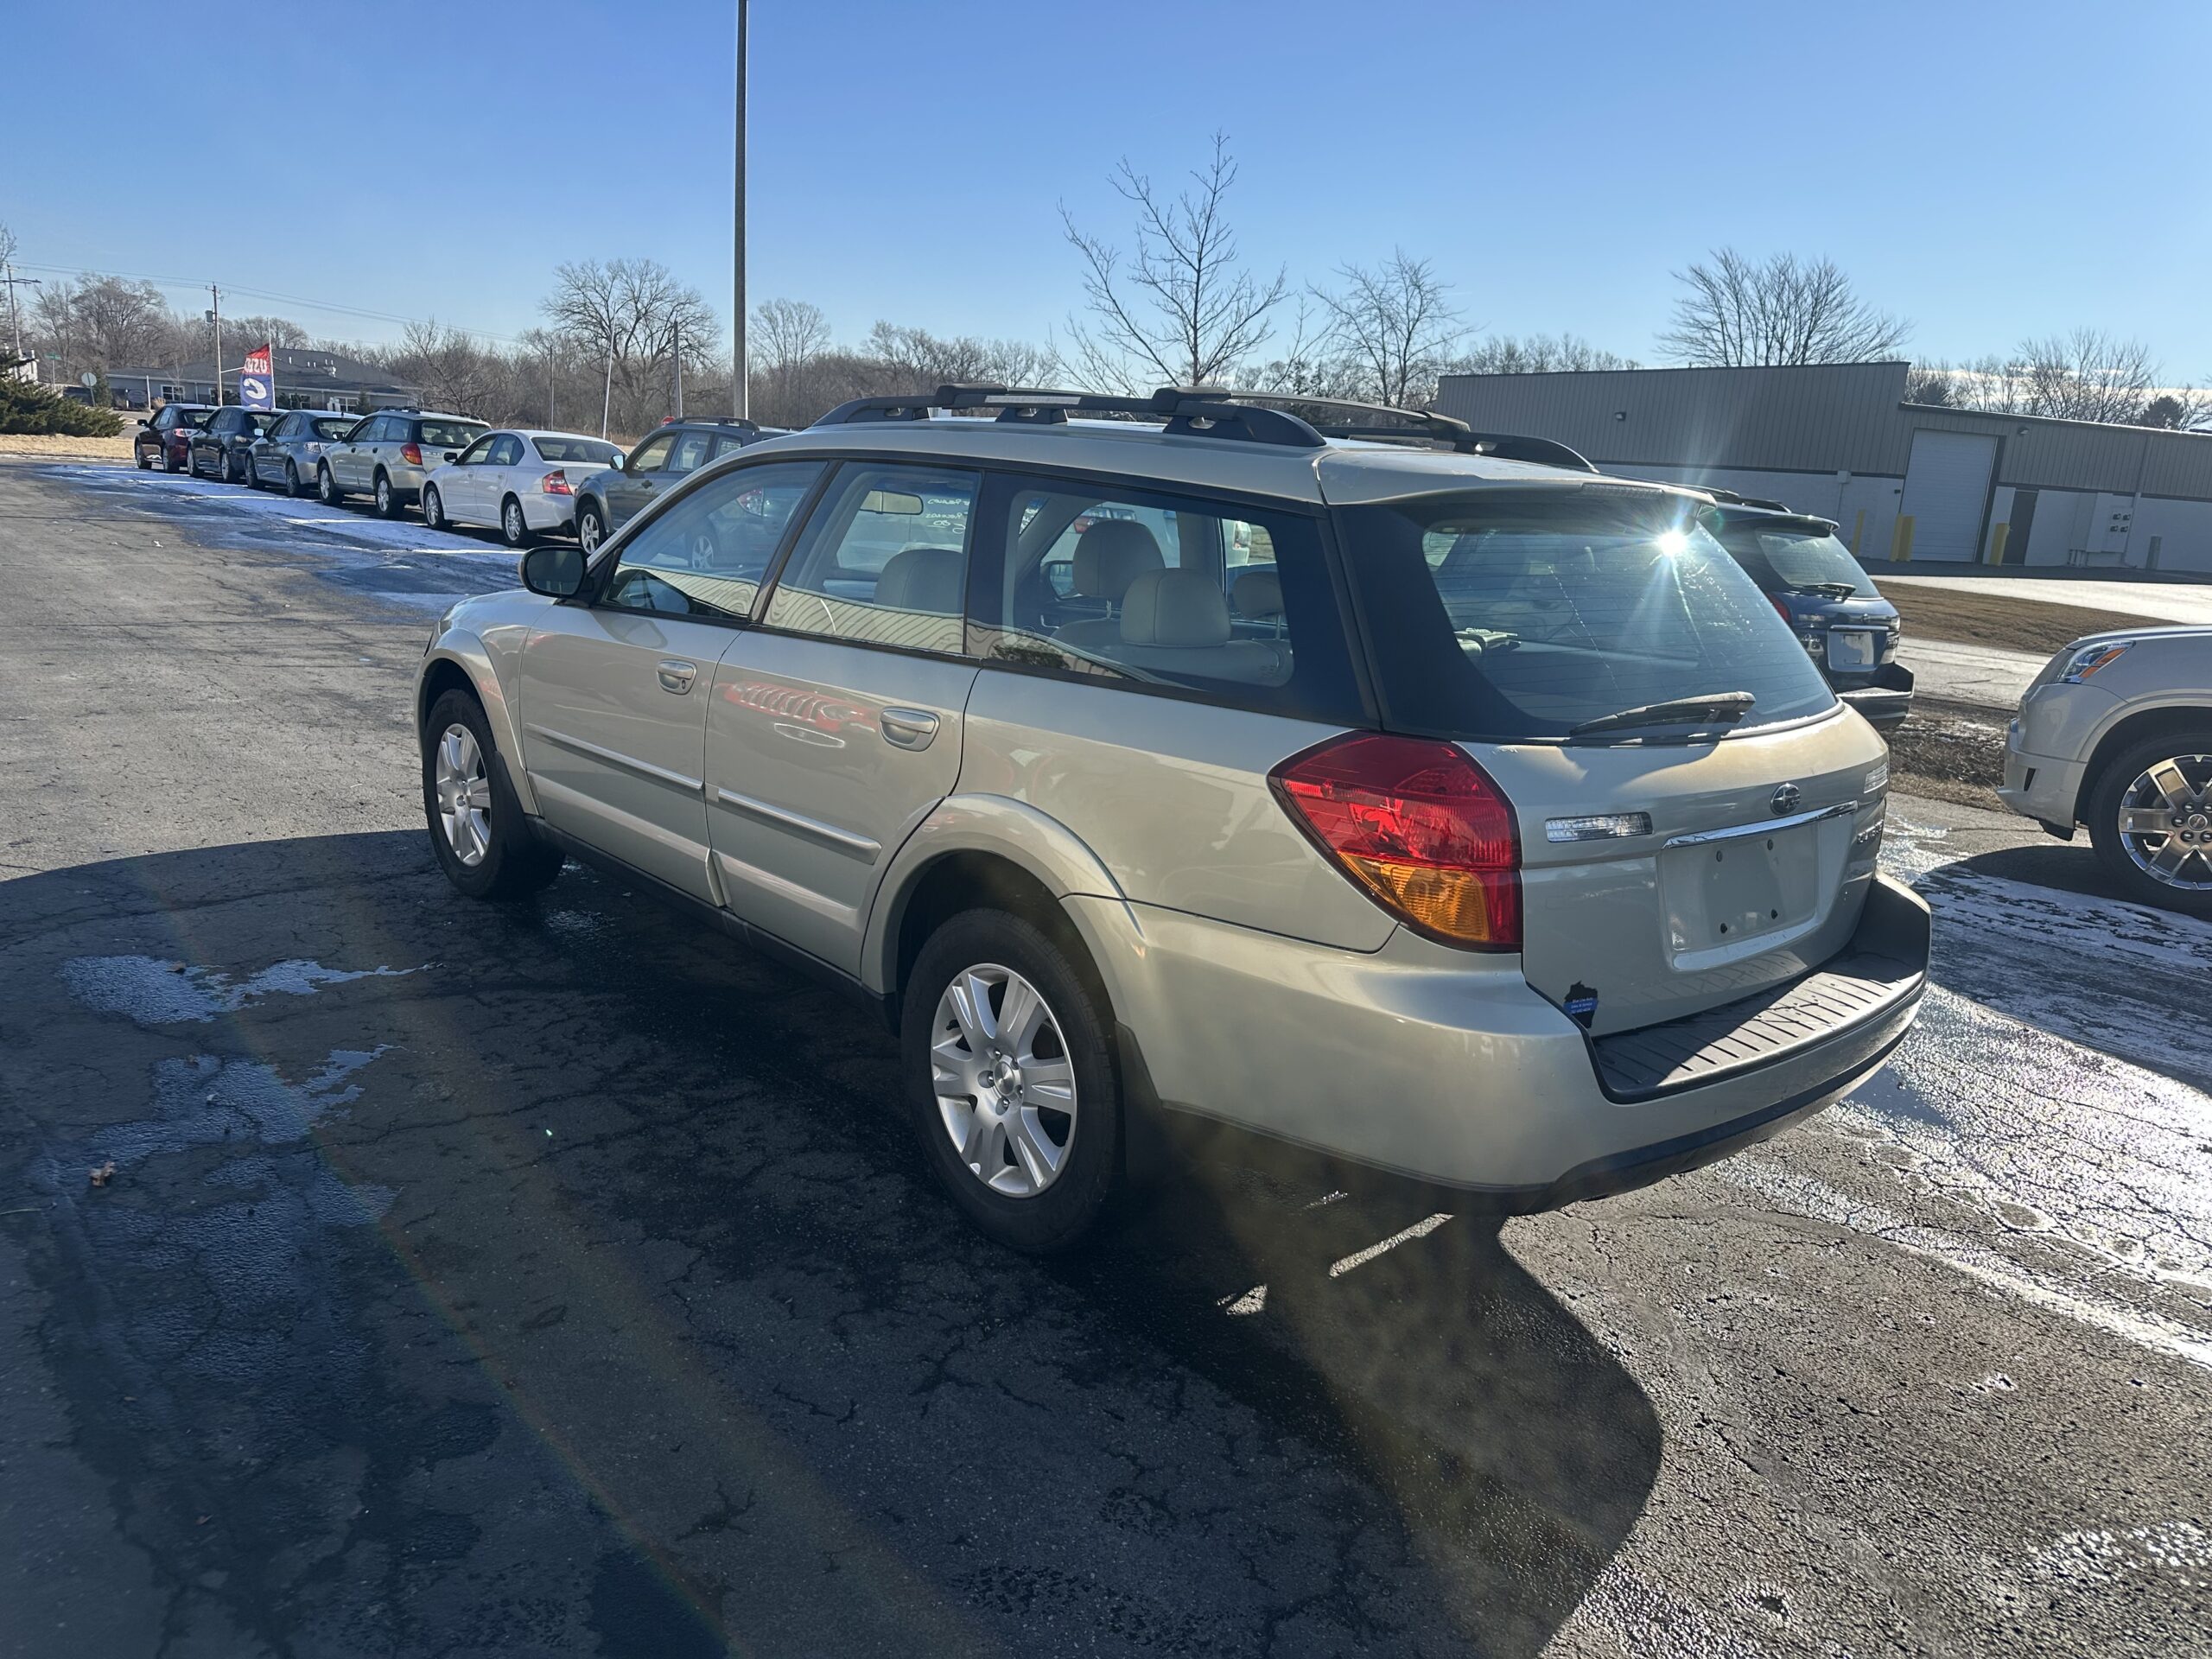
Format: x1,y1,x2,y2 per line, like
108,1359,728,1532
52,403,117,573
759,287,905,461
2,458,2208,1657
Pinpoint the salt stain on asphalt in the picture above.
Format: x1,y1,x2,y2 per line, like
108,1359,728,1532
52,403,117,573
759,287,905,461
60,954,421,1026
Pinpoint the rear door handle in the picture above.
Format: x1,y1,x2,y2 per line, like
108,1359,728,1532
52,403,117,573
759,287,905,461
880,707,939,750
657,659,697,695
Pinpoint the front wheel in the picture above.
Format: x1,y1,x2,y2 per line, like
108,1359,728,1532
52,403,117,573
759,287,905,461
422,484,446,531
421,690,563,900
137,448,153,471
902,909,1121,1251
577,501,607,556
318,464,342,505
499,495,531,549
2087,735,2212,918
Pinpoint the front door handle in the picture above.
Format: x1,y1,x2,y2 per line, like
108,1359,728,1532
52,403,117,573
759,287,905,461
880,707,939,750
657,659,697,695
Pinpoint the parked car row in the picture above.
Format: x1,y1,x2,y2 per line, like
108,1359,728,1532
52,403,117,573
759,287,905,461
133,403,779,549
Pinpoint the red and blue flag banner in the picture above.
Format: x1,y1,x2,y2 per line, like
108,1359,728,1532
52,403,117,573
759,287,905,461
240,345,275,410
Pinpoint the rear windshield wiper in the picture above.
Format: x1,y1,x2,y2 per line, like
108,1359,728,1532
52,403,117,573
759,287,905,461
1567,691,1755,738
1783,582,1862,599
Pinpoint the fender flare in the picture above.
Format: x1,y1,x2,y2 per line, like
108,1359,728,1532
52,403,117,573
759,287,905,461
860,792,1128,996
417,633,538,816
2073,694,2212,820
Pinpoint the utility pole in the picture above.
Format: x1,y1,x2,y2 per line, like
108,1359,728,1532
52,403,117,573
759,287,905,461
732,0,748,418
2,264,41,364
672,317,684,421
208,283,223,404
601,332,614,440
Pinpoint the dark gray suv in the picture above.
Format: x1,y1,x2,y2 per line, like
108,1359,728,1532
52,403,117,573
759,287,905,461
572,419,772,554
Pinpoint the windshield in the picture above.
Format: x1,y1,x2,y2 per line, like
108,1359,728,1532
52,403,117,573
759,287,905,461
311,416,355,440
532,436,623,466
1715,520,1879,597
418,420,486,449
1335,490,1838,741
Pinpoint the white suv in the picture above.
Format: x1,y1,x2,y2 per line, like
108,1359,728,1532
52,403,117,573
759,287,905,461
416,386,1928,1249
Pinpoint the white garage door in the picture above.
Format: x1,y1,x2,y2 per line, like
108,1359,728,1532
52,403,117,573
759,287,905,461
1898,429,1998,562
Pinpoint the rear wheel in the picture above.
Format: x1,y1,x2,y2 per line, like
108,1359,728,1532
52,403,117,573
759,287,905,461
373,470,398,518
318,463,342,505
902,909,1121,1251
165,447,183,474
2088,734,2212,918
225,448,246,485
284,460,302,497
499,495,531,548
422,484,447,531
421,689,563,899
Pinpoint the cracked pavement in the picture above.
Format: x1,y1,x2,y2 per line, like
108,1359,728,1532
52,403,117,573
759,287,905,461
0,458,2206,1656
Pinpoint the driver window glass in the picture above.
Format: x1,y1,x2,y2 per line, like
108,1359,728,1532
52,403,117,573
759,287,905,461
600,461,824,622
762,464,978,654
627,434,676,474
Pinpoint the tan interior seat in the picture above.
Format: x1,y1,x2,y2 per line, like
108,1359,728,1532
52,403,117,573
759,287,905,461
1055,520,1165,651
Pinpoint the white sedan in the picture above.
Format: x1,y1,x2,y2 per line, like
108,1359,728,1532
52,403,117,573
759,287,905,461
421,429,626,547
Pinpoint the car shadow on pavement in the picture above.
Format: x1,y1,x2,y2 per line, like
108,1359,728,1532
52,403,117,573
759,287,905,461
0,831,1659,1658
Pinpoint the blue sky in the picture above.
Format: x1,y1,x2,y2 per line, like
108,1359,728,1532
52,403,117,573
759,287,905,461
9,0,2209,375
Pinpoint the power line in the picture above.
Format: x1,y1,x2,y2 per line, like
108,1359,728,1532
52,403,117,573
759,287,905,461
12,259,530,348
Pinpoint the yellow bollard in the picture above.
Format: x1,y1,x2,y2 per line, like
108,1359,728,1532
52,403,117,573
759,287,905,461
1890,515,1915,563
1986,522,2009,566
1850,508,1866,556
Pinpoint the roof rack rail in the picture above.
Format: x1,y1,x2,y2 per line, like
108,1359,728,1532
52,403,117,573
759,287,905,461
810,384,1596,470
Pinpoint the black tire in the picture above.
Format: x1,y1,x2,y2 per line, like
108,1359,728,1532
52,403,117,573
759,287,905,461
373,469,400,518
577,500,607,556
284,460,303,498
225,448,246,485
2085,730,2212,918
318,463,342,505
420,689,563,900
422,484,446,531
137,448,153,471
165,448,183,473
901,908,1121,1252
499,494,531,549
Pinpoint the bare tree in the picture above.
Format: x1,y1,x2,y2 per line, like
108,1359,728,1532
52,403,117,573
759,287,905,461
1454,333,1637,375
223,313,311,352
1238,299,1361,399
543,257,721,431
1660,248,1909,367
1905,332,2208,428
1309,250,1465,408
29,274,175,379
1060,132,1287,390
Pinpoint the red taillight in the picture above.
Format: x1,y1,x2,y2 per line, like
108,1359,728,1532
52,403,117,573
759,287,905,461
1269,733,1521,950
400,442,423,466
1769,594,1792,621
540,469,571,495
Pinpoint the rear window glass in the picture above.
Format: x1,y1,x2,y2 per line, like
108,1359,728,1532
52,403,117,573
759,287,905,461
1337,490,1837,741
1714,521,1878,598
180,409,214,429
967,473,1361,723
417,420,485,448
311,416,355,440
532,436,622,466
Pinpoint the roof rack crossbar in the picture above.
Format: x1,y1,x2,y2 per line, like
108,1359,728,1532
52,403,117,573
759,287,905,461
810,384,1592,468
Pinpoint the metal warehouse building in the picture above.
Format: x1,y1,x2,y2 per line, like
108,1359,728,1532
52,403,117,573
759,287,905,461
1433,360,2212,574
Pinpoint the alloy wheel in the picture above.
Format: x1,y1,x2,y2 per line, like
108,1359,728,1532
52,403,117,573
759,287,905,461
929,963,1078,1198
434,722,493,867
423,486,443,531
376,475,392,514
2117,753,2212,891
579,509,602,554
505,501,525,544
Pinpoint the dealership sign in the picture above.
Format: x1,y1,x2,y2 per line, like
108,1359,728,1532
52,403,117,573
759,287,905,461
239,345,274,410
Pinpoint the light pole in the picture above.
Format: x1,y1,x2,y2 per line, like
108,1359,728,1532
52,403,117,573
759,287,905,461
2,264,41,364
732,0,748,418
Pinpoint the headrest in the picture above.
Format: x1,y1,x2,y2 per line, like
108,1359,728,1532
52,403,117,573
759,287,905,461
1120,569,1231,649
1071,518,1164,600
1230,568,1283,619
874,546,964,614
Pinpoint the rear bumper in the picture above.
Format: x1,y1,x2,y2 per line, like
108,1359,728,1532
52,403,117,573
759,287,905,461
1070,874,1929,1201
1835,663,1914,733
519,493,576,531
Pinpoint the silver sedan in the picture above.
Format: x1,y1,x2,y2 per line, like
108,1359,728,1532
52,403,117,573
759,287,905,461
248,410,365,498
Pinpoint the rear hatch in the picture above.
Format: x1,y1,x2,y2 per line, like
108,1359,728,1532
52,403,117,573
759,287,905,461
1331,480,1888,1035
1713,513,1899,683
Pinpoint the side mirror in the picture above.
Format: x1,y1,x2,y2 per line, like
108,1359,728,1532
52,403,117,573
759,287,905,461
442,451,459,463
520,543,587,599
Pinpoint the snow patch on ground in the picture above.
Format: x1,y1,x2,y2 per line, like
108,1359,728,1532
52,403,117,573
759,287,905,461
60,955,420,1026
